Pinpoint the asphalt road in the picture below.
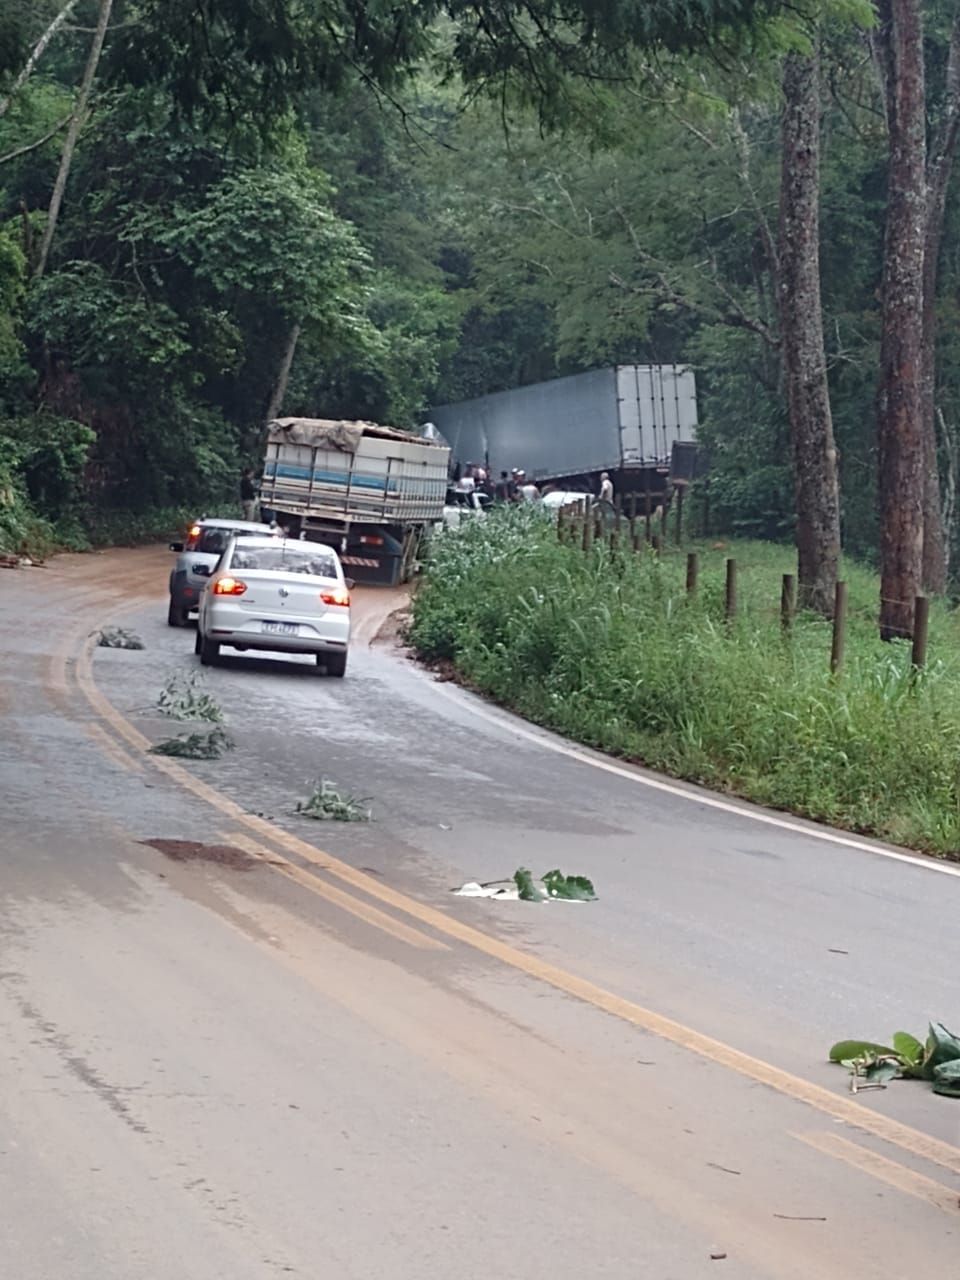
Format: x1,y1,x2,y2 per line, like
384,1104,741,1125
2,545,960,1278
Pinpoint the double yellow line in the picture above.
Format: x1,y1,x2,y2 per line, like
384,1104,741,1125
62,610,960,1212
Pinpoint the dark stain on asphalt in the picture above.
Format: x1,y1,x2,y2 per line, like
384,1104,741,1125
141,839,257,871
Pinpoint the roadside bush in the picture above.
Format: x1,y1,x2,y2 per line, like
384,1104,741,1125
410,509,960,858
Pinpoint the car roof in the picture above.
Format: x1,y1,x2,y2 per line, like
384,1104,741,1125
231,535,339,554
195,518,273,530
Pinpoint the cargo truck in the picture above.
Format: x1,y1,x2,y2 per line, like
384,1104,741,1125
426,364,699,505
258,418,450,586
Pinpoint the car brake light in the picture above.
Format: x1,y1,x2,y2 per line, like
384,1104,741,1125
213,576,247,596
320,588,350,607
188,524,202,539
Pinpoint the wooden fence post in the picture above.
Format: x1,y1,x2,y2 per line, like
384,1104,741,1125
644,489,652,541
725,558,737,621
912,595,929,668
830,581,848,674
780,573,795,633
686,551,698,594
674,485,684,545
582,505,593,554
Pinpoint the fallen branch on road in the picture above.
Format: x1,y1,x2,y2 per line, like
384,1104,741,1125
829,1023,960,1097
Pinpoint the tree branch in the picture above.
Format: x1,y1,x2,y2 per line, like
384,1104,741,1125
730,108,779,277
0,0,80,120
35,0,115,281
0,113,72,166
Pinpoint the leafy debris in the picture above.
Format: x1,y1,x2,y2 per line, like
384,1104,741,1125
157,673,223,722
295,779,371,822
149,727,233,759
454,869,597,902
829,1022,960,1097
97,626,145,649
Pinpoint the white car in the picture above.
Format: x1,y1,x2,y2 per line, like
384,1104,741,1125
540,490,595,512
195,536,352,677
167,516,276,627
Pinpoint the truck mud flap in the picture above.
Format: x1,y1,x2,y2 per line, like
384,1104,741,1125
340,553,402,586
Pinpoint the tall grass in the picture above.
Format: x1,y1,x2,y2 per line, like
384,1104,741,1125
410,508,960,858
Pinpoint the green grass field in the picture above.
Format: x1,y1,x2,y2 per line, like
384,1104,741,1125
409,508,960,859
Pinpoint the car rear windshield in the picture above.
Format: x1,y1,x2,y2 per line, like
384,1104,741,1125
230,546,338,578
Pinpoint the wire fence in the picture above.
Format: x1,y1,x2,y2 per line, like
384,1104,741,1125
554,495,931,673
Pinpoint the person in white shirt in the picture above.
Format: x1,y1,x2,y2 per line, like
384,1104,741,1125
518,472,540,502
599,472,614,504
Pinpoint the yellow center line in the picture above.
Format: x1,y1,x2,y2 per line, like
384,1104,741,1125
71,631,960,1184
223,830,448,952
795,1130,960,1214
82,722,145,775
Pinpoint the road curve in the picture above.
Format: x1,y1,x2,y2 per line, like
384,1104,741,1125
2,545,959,1278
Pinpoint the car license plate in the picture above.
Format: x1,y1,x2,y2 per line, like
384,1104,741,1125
261,621,299,636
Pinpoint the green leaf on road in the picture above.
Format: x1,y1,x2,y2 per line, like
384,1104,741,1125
922,1023,960,1081
861,1058,901,1085
514,867,546,901
828,1040,896,1064
541,869,597,901
892,1031,924,1074
931,1060,960,1097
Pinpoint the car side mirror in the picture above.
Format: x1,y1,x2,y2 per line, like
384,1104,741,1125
169,541,184,553
192,563,212,576
345,577,355,590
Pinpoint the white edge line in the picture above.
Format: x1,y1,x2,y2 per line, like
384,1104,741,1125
418,663,960,881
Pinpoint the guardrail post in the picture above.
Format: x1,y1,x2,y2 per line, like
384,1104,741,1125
725,558,737,621
686,551,698,594
781,573,795,633
912,595,929,668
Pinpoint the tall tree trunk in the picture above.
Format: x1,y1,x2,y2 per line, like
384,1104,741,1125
876,0,926,641
920,13,960,592
0,0,79,120
265,322,302,423
33,0,114,282
777,48,840,616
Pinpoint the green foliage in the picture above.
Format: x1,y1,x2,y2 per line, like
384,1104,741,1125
411,511,960,857
150,727,234,759
157,673,224,722
295,778,371,822
96,626,145,649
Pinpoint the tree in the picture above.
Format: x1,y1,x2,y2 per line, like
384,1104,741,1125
777,44,840,615
34,0,114,280
920,8,960,590
875,0,926,640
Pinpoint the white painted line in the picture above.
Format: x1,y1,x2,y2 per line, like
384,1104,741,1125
426,671,960,880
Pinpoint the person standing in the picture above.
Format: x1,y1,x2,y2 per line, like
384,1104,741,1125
518,472,540,503
241,468,259,521
599,471,614,504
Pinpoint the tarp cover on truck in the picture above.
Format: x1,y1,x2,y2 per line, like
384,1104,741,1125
268,417,443,453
